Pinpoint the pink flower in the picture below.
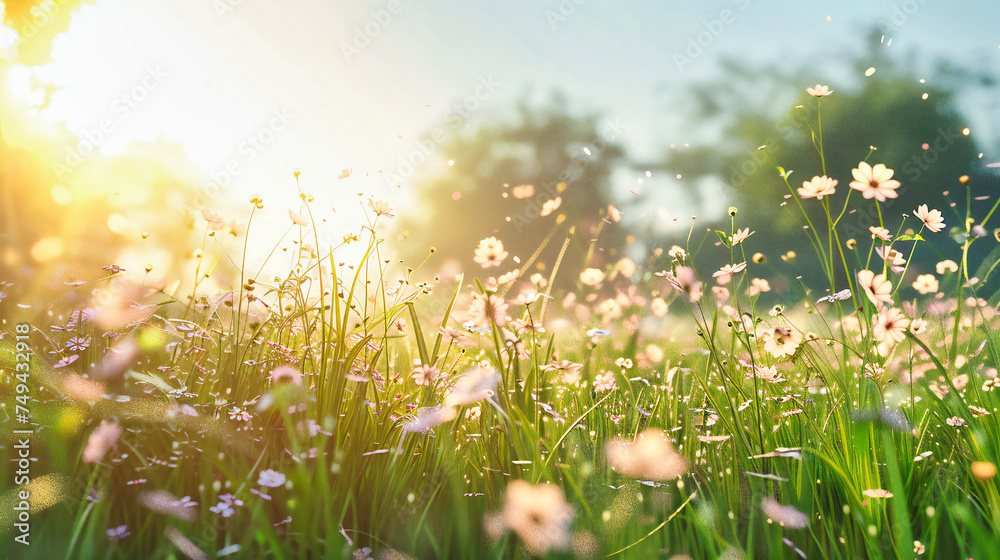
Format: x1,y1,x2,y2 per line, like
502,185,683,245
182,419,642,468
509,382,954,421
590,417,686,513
473,237,508,268
661,266,702,302
798,176,838,199
849,162,900,202
876,246,906,273
470,293,508,327
540,360,583,384
82,421,122,463
872,306,910,344
713,262,747,278
411,364,441,386
730,228,754,245
806,84,833,97
593,371,616,393
257,469,286,488
857,270,893,306
914,204,945,232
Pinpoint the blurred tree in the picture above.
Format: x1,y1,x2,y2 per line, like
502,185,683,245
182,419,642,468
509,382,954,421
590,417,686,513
398,94,630,288
650,29,996,284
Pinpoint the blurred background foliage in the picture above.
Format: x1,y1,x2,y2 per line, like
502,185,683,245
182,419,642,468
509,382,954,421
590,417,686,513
399,29,998,291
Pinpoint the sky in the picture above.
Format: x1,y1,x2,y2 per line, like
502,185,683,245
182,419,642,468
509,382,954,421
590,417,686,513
6,0,1000,265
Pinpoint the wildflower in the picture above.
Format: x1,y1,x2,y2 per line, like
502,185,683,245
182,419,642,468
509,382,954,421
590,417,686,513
969,405,990,418
982,377,1000,392
473,237,508,268
66,335,91,352
873,307,909,344
846,238,857,249
713,262,747,278
540,197,562,217
712,286,730,300
411,364,441,386
512,184,534,199
862,489,893,498
876,246,906,272
227,220,245,237
614,357,633,369
500,480,575,556
857,270,893,306
579,268,605,286
910,318,928,334
762,325,802,358
515,290,545,306
850,162,901,202
402,405,458,433
593,371,617,393
82,421,122,463
367,198,393,217
394,317,407,334
443,366,500,408
913,204,944,232
209,493,244,517
606,428,689,480
806,84,833,97
106,525,130,541
668,245,687,260
660,266,703,302
936,259,958,274
469,292,508,327
798,175,838,199
202,209,225,230
541,360,584,384
730,228,754,245
761,497,809,528
746,277,771,297
229,406,252,422
270,365,302,386
257,469,286,488
946,417,966,427
439,326,473,347
465,405,481,421
869,226,892,241
912,274,938,295
743,361,785,383
288,210,308,226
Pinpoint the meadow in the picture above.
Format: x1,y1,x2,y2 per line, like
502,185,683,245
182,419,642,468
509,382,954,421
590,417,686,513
3,86,1000,559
